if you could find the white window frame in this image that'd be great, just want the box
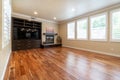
[110,8,120,42]
[67,21,75,40]
[76,18,88,40]
[90,12,108,41]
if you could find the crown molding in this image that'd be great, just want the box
[12,12,58,24]
[59,3,120,24]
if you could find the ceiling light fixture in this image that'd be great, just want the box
[53,17,56,20]
[72,8,75,12]
[34,11,38,15]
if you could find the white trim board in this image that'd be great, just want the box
[62,45,120,57]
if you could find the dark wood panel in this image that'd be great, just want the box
[6,47,120,80]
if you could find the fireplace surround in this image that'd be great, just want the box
[42,33,62,48]
[43,33,57,44]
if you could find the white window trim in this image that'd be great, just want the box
[76,18,88,40]
[90,12,108,41]
[2,0,11,48]
[110,8,120,42]
[67,21,76,40]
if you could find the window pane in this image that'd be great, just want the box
[3,0,11,48]
[90,14,107,40]
[67,22,75,39]
[111,10,120,40]
[77,19,88,39]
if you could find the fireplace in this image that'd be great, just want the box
[43,33,57,44]
[45,35,54,44]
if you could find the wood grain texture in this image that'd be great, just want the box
[6,47,120,80]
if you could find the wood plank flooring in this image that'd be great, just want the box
[6,47,120,80]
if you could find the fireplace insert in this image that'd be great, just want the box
[46,35,54,44]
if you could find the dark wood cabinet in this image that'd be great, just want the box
[12,40,41,51]
[12,17,42,51]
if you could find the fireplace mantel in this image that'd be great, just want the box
[43,33,58,35]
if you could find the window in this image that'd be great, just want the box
[67,22,75,39]
[77,18,88,40]
[2,0,11,48]
[90,13,107,41]
[110,8,120,42]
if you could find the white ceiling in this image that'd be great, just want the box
[12,0,120,22]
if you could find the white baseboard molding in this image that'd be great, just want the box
[62,45,120,57]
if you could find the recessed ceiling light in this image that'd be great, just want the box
[53,17,56,20]
[34,11,38,15]
[72,8,75,12]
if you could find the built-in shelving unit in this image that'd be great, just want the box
[12,17,42,51]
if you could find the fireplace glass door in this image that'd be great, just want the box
[46,35,54,44]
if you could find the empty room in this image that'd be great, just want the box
[0,0,120,80]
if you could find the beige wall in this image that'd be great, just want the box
[59,5,120,57]
[0,0,12,80]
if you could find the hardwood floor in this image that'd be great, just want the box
[6,47,120,80]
